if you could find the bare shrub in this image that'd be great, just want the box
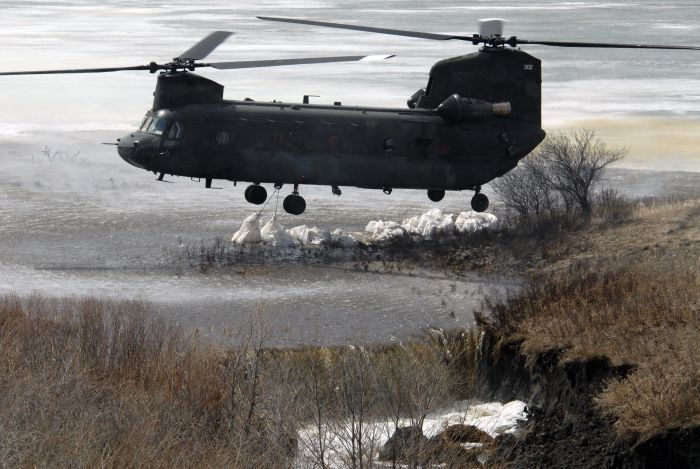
[0,294,482,468]
[493,129,626,222]
[38,146,83,163]
[538,129,626,216]
[596,187,636,224]
[0,295,298,468]
[492,154,558,220]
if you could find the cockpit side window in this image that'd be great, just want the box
[167,121,183,140]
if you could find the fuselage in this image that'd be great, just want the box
[118,99,544,191]
[118,47,546,194]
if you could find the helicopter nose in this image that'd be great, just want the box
[117,132,156,169]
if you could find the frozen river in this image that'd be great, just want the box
[1,1,699,344]
[0,130,520,346]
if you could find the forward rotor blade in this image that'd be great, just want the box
[0,64,153,76]
[516,38,700,50]
[178,31,234,60]
[258,16,471,41]
[207,55,392,70]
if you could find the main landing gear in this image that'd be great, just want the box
[283,184,306,215]
[471,187,489,212]
[427,189,445,202]
[426,188,488,212]
[244,184,267,205]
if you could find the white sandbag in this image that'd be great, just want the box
[455,211,498,233]
[402,208,456,239]
[365,220,407,242]
[364,208,498,244]
[331,228,359,248]
[289,225,331,245]
[231,212,262,244]
[261,214,298,247]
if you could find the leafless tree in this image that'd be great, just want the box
[493,129,626,220]
[492,155,557,219]
[328,347,382,469]
[537,129,626,217]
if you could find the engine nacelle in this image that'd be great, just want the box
[407,88,426,109]
[434,94,511,123]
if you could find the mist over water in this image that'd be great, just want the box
[0,1,698,344]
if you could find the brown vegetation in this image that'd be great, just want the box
[0,295,481,468]
[479,197,700,443]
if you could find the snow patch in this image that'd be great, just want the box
[295,400,527,468]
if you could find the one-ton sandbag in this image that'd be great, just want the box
[231,212,262,244]
[260,214,298,248]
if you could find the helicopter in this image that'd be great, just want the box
[2,17,698,215]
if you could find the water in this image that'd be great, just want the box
[0,1,698,345]
[2,1,699,126]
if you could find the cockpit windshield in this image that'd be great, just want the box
[147,116,170,135]
[138,111,182,139]
[139,113,153,132]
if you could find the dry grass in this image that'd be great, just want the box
[481,240,700,442]
[0,295,291,467]
[0,295,481,468]
[490,257,698,366]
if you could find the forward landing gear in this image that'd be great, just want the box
[471,187,489,213]
[244,184,267,205]
[283,184,306,215]
[427,189,445,202]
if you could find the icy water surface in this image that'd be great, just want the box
[0,131,520,346]
[1,1,699,344]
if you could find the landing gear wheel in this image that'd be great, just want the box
[471,193,489,212]
[283,194,306,215]
[427,189,445,202]
[245,184,267,205]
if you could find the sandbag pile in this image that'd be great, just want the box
[365,208,497,242]
[232,213,359,248]
[232,208,496,247]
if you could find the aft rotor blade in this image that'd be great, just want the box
[207,55,392,70]
[0,64,153,76]
[178,31,234,60]
[517,38,700,50]
[258,16,471,41]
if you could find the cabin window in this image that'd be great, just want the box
[383,138,396,152]
[216,130,230,145]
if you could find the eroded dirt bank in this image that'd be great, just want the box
[471,199,700,469]
[476,334,700,468]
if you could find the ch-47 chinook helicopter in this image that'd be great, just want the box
[2,17,698,215]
